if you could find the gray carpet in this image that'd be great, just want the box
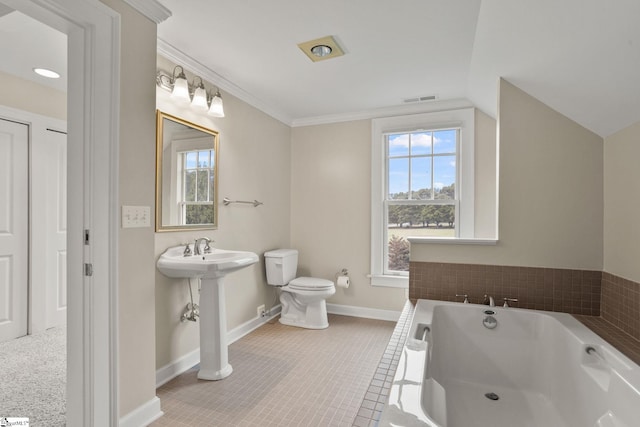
[0,327,66,426]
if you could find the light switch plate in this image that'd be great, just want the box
[122,205,151,228]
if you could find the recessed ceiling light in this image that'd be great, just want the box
[298,36,345,62]
[310,45,332,57]
[33,68,60,79]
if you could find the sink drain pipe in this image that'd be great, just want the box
[181,278,200,322]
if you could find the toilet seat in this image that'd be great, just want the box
[288,277,334,291]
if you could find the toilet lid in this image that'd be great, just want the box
[288,277,334,290]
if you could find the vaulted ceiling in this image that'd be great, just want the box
[157,0,640,137]
[3,1,639,137]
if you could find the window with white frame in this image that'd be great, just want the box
[371,108,475,287]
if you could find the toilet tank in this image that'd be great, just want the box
[264,249,298,286]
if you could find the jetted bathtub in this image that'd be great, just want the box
[379,299,640,427]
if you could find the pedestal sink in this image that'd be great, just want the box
[157,245,259,380]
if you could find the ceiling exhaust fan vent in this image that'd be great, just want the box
[403,95,437,103]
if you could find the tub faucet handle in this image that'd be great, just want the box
[503,298,518,308]
[456,294,469,304]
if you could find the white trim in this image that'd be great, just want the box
[292,98,474,128]
[155,347,201,388]
[227,304,282,344]
[1,1,120,426]
[407,237,498,245]
[155,305,282,387]
[326,303,401,322]
[369,275,409,289]
[157,39,293,126]
[122,0,171,23]
[118,396,163,427]
[371,108,476,283]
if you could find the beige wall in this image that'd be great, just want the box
[290,120,407,311]
[0,70,66,120]
[99,0,159,417]
[154,55,292,369]
[604,120,640,282]
[412,79,604,269]
[289,110,498,311]
[474,109,497,238]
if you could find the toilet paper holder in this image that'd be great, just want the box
[335,268,350,289]
[336,268,348,277]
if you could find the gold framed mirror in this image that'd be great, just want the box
[155,110,219,232]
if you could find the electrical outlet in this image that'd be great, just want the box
[257,304,266,318]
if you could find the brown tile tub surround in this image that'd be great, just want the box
[409,261,602,315]
[602,272,640,340]
[408,261,640,366]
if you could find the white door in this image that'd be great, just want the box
[45,129,67,328]
[0,118,28,342]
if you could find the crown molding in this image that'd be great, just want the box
[158,39,475,128]
[157,38,294,125]
[123,0,171,23]
[290,98,475,128]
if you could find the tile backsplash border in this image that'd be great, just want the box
[408,261,602,316]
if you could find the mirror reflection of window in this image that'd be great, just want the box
[156,110,219,232]
[179,149,215,225]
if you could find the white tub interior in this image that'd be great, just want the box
[379,299,640,427]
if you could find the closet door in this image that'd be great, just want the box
[0,118,28,342]
[45,129,67,328]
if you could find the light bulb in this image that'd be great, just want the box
[191,85,208,110]
[208,91,225,117]
[171,76,190,104]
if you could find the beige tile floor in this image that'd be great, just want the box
[153,314,395,427]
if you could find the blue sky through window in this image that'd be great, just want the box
[387,130,457,197]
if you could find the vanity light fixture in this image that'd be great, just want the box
[156,66,226,117]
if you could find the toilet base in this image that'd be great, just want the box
[279,315,328,329]
[279,289,333,329]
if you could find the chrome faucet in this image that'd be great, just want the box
[483,294,495,307]
[193,237,213,255]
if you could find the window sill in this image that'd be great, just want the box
[368,274,408,289]
[407,237,498,245]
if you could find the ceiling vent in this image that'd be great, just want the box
[403,95,437,103]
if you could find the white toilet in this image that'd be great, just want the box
[264,249,335,329]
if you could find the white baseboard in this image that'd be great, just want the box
[155,347,201,388]
[326,303,401,322]
[228,304,282,344]
[155,305,282,388]
[119,396,163,427]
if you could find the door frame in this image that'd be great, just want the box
[1,0,121,425]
